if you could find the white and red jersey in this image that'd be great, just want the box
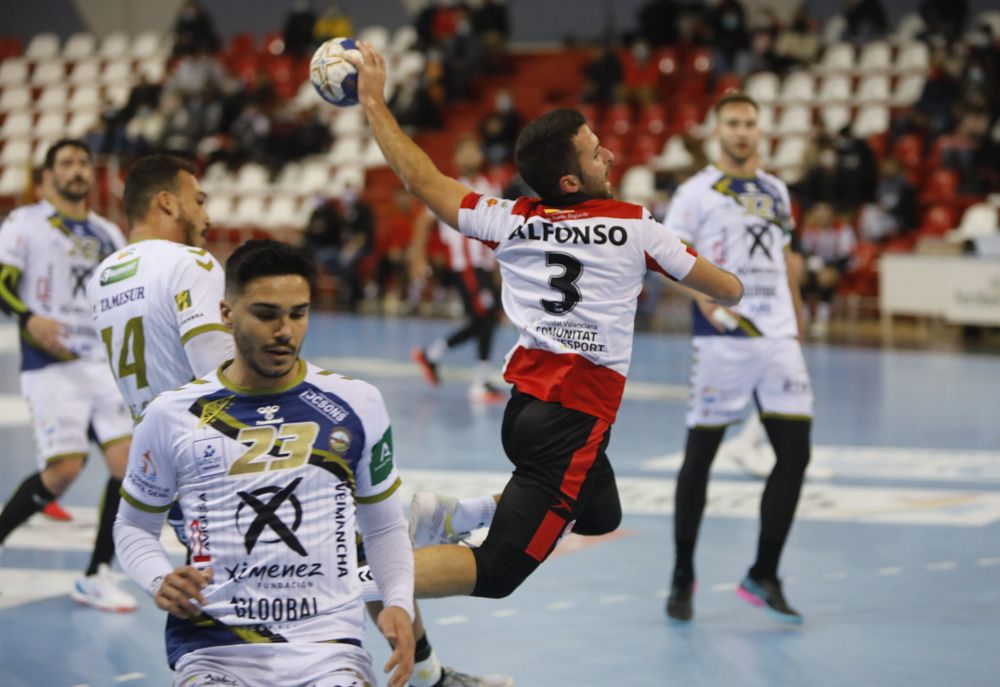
[438,175,499,272]
[458,193,697,422]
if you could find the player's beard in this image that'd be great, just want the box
[177,209,204,247]
[720,138,755,167]
[580,168,613,200]
[55,176,90,203]
[233,327,300,380]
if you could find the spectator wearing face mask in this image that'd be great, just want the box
[619,38,659,106]
[857,157,919,243]
[479,89,521,165]
[708,0,749,75]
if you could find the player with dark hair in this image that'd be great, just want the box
[0,139,136,611]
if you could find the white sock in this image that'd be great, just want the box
[410,648,444,687]
[452,495,497,533]
[425,338,447,363]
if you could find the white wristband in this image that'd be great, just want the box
[711,308,740,330]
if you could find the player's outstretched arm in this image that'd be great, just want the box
[344,42,470,229]
[680,255,744,307]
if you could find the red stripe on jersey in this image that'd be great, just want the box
[476,238,499,250]
[518,197,646,221]
[685,245,698,257]
[511,197,536,217]
[461,192,482,210]
[645,251,671,279]
[503,347,626,423]
[525,510,567,562]
[560,418,609,500]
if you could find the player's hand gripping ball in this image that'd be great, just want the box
[310,37,363,107]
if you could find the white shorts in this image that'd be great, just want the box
[173,643,376,687]
[686,337,813,428]
[20,358,133,467]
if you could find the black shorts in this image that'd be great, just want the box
[488,390,622,563]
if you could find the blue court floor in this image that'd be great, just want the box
[0,315,998,686]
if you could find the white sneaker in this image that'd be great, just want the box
[440,667,515,686]
[409,492,467,547]
[70,564,138,612]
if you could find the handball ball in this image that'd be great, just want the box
[310,37,362,107]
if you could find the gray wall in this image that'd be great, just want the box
[2,0,996,43]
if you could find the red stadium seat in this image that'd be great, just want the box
[0,36,23,61]
[918,204,957,236]
[227,32,256,55]
[603,103,633,137]
[655,47,679,76]
[713,73,743,99]
[637,104,668,136]
[919,168,959,206]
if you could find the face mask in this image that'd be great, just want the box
[497,94,512,112]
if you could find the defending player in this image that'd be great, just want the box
[345,42,742,601]
[410,135,504,402]
[0,139,136,611]
[664,92,813,624]
[113,240,415,687]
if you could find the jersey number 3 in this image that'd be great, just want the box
[100,316,148,389]
[541,252,583,315]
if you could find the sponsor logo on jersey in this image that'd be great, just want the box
[193,436,226,477]
[370,428,394,485]
[189,518,211,566]
[198,395,235,428]
[255,404,283,425]
[141,450,157,481]
[99,257,140,286]
[297,388,349,423]
[235,478,307,556]
[175,289,192,311]
[328,428,352,454]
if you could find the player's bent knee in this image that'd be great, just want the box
[470,542,538,599]
[42,455,85,494]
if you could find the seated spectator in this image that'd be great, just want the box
[305,184,375,311]
[937,106,1000,195]
[842,0,888,42]
[618,38,659,106]
[473,0,510,73]
[772,4,821,72]
[800,203,857,338]
[284,0,318,57]
[857,158,919,242]
[708,0,749,75]
[165,51,225,98]
[582,43,623,105]
[479,89,521,164]
[831,125,877,214]
[914,51,963,137]
[376,188,422,313]
[172,0,220,57]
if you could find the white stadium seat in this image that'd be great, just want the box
[776,105,812,136]
[852,105,889,138]
[619,165,655,204]
[25,32,60,61]
[362,137,386,167]
[819,42,854,73]
[233,196,266,226]
[236,163,270,193]
[357,26,390,54]
[0,165,27,195]
[62,32,97,60]
[0,140,32,166]
[102,60,133,86]
[35,112,67,140]
[653,135,693,172]
[817,75,852,105]
[0,58,28,87]
[37,85,69,110]
[330,165,365,196]
[300,161,332,194]
[200,161,236,196]
[69,85,102,111]
[892,74,925,105]
[892,13,926,42]
[954,203,999,238]
[205,194,236,225]
[328,135,364,166]
[821,105,851,134]
[1,112,32,138]
[896,42,929,73]
[822,15,847,44]
[264,195,304,228]
[778,71,814,105]
[704,137,721,164]
[757,105,775,134]
[391,26,418,54]
[274,161,304,193]
[745,72,779,105]
[333,108,366,137]
[31,139,51,165]
[131,31,165,59]
[771,136,809,181]
[0,86,31,113]
[100,32,130,60]
[70,58,102,86]
[139,58,166,83]
[67,111,100,138]
[855,75,891,104]
[105,84,131,108]
[31,60,65,86]
[396,50,426,79]
[857,41,892,72]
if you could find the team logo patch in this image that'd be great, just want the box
[193,437,226,477]
[328,427,352,454]
[235,478,307,555]
[370,428,394,485]
[255,404,283,425]
[175,289,192,311]
[99,257,140,286]
[141,450,157,481]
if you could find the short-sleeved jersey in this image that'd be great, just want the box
[666,165,797,338]
[458,193,697,422]
[0,201,125,370]
[122,360,401,666]
[438,175,499,272]
[86,239,229,419]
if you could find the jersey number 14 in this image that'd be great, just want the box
[100,316,148,388]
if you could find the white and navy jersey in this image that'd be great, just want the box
[439,175,499,272]
[458,193,698,422]
[122,361,401,666]
[87,239,230,418]
[0,201,125,370]
[666,165,797,338]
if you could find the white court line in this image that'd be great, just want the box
[926,561,957,571]
[491,609,517,618]
[877,567,902,576]
[113,674,146,683]
[824,572,848,580]
[977,557,1000,566]
[599,594,629,604]
[545,601,575,611]
[436,616,468,626]
[710,583,737,592]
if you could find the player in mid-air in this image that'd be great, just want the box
[663,92,813,624]
[93,155,513,687]
[0,139,136,611]
[113,240,415,686]
[410,135,505,403]
[344,42,742,602]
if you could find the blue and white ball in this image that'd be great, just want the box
[309,37,362,107]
